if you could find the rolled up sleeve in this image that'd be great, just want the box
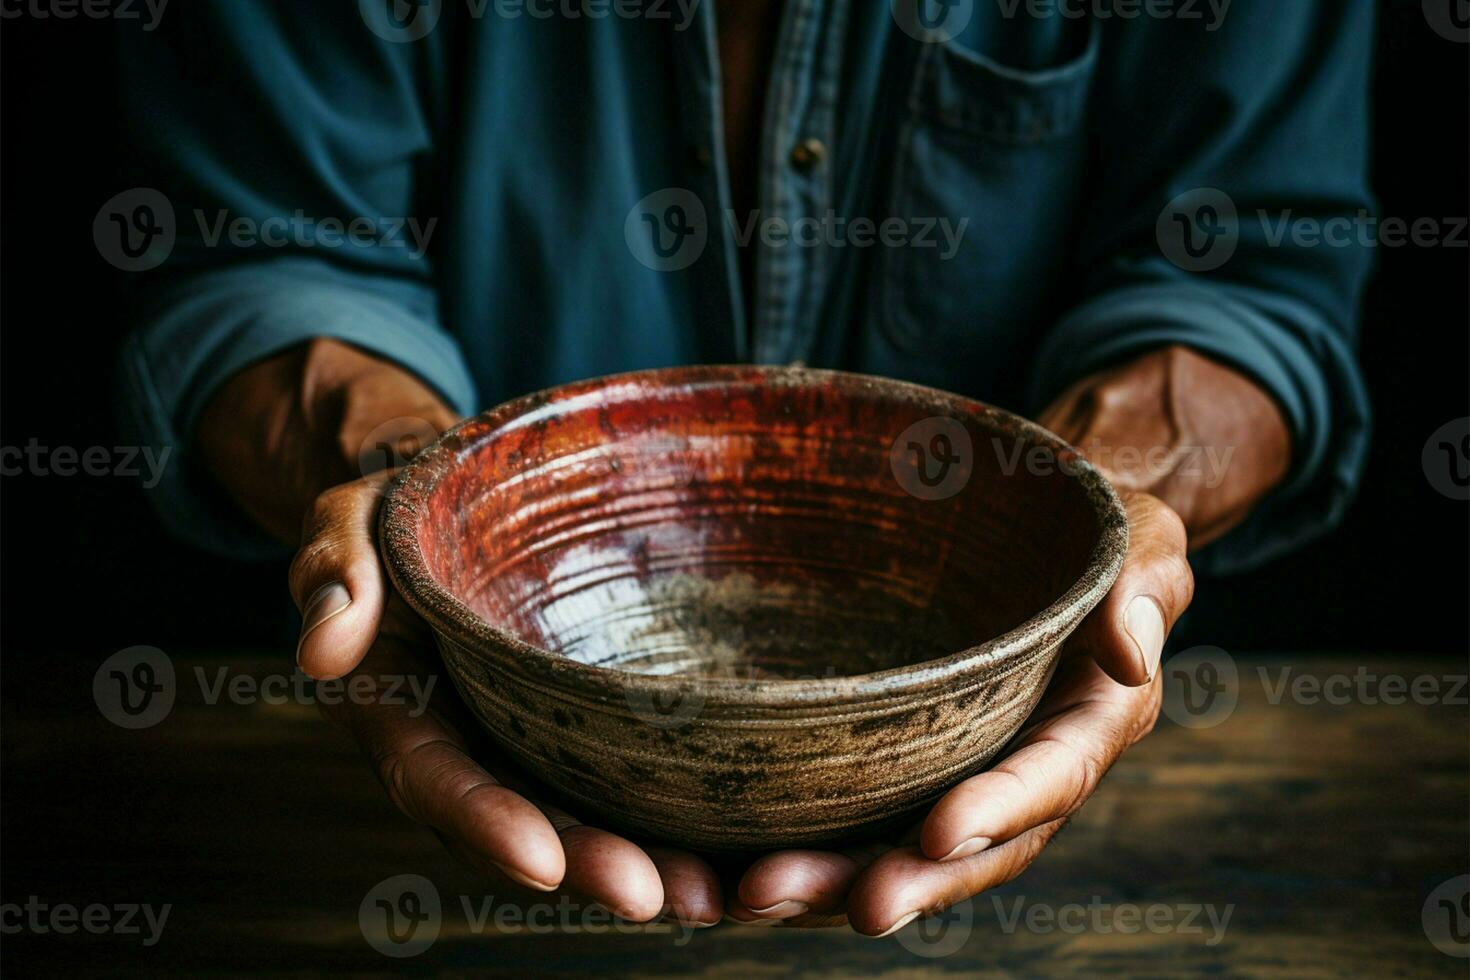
[116,259,478,557]
[112,5,472,555]
[1026,0,1376,573]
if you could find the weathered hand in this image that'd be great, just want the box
[198,340,726,926]
[724,491,1192,934]
[290,473,726,928]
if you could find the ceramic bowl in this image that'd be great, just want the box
[379,366,1127,852]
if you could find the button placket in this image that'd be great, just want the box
[752,0,835,365]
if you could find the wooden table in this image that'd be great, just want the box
[2,651,1466,977]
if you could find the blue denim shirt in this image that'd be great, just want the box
[114,0,1374,572]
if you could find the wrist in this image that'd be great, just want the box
[195,338,458,545]
[1039,344,1291,547]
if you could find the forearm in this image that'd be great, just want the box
[196,338,459,546]
[1039,344,1292,549]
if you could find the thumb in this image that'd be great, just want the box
[1071,492,1194,687]
[289,470,395,680]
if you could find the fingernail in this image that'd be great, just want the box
[939,836,991,862]
[492,861,557,892]
[296,582,351,664]
[874,910,921,938]
[749,900,808,919]
[1124,595,1166,681]
[723,914,782,927]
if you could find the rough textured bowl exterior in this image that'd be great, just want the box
[380,366,1128,852]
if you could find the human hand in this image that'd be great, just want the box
[291,472,727,927]
[724,491,1192,934]
[199,340,725,925]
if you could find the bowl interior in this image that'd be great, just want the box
[407,371,1107,680]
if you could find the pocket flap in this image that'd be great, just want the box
[909,20,1101,143]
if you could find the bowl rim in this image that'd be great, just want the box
[379,365,1129,707]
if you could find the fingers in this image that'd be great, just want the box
[1074,492,1194,687]
[348,684,567,894]
[545,812,666,923]
[846,823,1063,937]
[646,847,723,928]
[917,679,1149,862]
[289,471,394,680]
[730,850,865,923]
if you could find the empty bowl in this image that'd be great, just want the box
[379,366,1127,852]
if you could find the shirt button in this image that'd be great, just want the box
[790,138,826,172]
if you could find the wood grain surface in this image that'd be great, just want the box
[1,651,1465,977]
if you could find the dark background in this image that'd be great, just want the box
[1,0,1466,660]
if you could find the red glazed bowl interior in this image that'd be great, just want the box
[383,367,1126,686]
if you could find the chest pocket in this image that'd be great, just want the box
[878,20,1101,357]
